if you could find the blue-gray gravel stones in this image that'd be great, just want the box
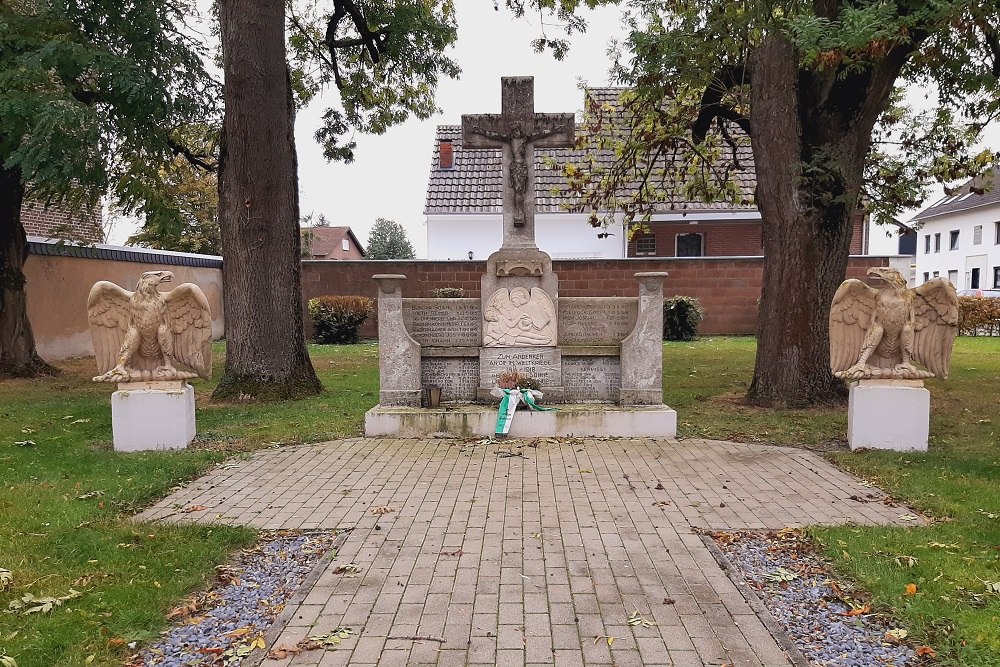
[715,531,917,667]
[140,531,336,666]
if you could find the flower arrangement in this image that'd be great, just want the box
[496,371,541,391]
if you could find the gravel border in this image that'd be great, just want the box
[706,530,920,667]
[135,529,345,667]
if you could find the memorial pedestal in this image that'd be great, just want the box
[365,403,677,438]
[112,381,196,452]
[847,380,929,452]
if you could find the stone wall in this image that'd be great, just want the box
[302,256,900,339]
[25,239,224,361]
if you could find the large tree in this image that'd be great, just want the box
[524,0,998,406]
[0,0,218,377]
[213,0,457,398]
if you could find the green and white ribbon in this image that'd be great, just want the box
[494,388,557,436]
[495,388,521,436]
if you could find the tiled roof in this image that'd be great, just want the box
[425,88,757,215]
[910,166,1000,222]
[305,226,365,258]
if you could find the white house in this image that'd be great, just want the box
[910,166,1000,290]
[424,89,878,261]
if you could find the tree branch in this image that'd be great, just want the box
[692,64,751,143]
[166,136,217,172]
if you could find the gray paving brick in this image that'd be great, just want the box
[141,436,918,666]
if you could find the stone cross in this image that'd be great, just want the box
[462,77,575,249]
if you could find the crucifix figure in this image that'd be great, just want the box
[462,77,575,249]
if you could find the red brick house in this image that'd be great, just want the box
[302,226,366,260]
[22,200,103,243]
[425,88,868,259]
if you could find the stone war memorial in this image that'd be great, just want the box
[88,270,213,451]
[830,266,959,451]
[365,77,676,438]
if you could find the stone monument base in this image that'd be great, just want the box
[364,403,677,439]
[112,381,196,452]
[848,380,929,452]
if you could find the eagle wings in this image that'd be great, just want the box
[830,276,959,379]
[88,279,213,381]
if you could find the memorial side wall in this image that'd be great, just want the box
[302,256,898,339]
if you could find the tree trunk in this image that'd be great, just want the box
[214,0,322,400]
[0,166,55,378]
[746,36,856,406]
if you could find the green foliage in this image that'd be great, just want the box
[125,125,221,255]
[544,0,999,231]
[285,0,460,163]
[662,295,704,341]
[0,0,219,217]
[308,296,375,344]
[365,217,415,259]
[434,287,465,298]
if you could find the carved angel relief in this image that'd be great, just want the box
[830,267,959,380]
[88,271,213,382]
[483,287,556,347]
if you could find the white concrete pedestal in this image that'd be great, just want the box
[848,380,929,452]
[112,381,196,452]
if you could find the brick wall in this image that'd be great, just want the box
[302,256,891,338]
[627,217,866,257]
[22,199,103,243]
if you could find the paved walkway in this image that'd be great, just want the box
[140,438,914,666]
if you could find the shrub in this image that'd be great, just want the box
[308,296,375,344]
[434,287,466,298]
[662,296,705,341]
[958,296,1000,336]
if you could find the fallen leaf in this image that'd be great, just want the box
[915,646,937,658]
[905,583,917,596]
[181,505,207,513]
[840,604,871,617]
[266,644,301,660]
[0,568,12,591]
[370,505,394,516]
[884,628,908,645]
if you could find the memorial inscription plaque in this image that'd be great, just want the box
[422,358,480,401]
[479,347,561,387]
[562,356,622,402]
[559,297,637,346]
[403,299,481,347]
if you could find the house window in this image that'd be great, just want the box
[924,235,931,254]
[974,225,983,245]
[342,239,350,252]
[948,270,958,285]
[994,267,1000,289]
[949,230,959,250]
[934,233,941,252]
[634,234,656,255]
[995,221,1000,244]
[971,267,980,289]
[676,232,704,257]
[923,272,930,283]
[933,271,940,278]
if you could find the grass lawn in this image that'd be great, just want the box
[1,337,998,665]
[663,336,1000,666]
[0,343,377,667]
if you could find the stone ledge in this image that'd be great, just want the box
[364,403,677,438]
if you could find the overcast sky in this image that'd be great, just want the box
[105,4,999,256]
[293,3,625,258]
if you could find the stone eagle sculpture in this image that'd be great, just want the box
[88,271,213,382]
[830,267,959,380]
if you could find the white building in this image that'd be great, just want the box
[910,166,1000,290]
